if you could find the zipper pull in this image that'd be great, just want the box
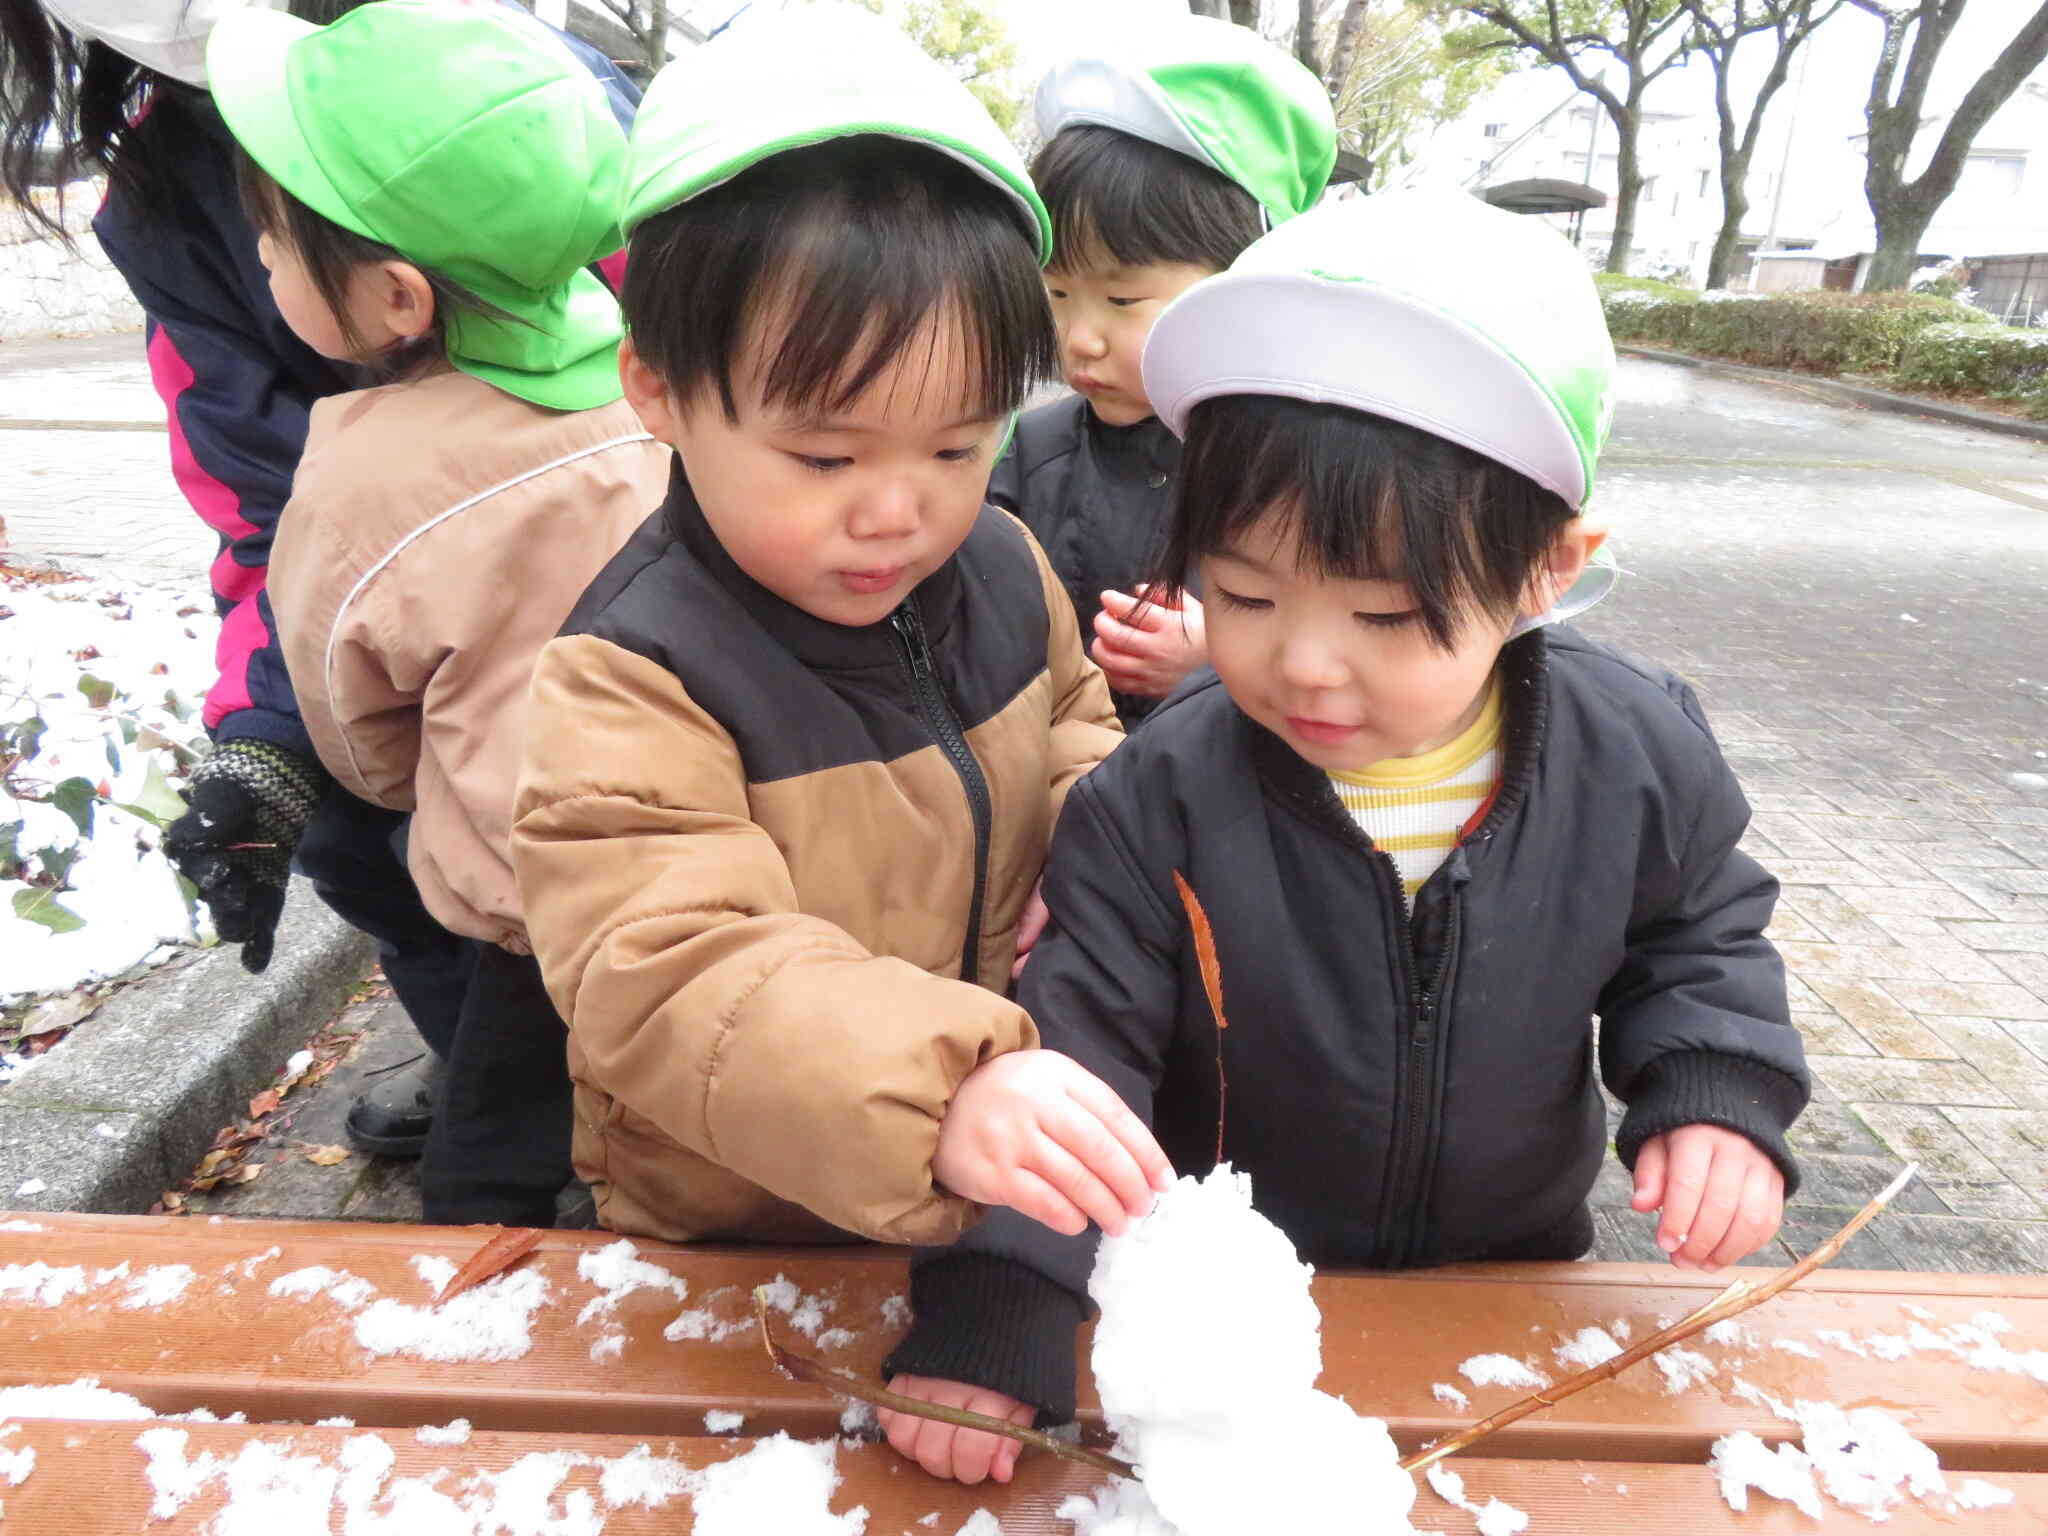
[892,603,935,682]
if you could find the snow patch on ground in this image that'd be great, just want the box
[1552,1326,1623,1371]
[1457,1355,1549,1392]
[690,1432,866,1535]
[576,1239,689,1363]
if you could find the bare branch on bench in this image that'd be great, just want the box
[1401,1162,1921,1475]
[437,1226,545,1305]
[751,1287,1138,1482]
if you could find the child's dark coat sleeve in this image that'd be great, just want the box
[884,775,1180,1422]
[1599,678,1807,1189]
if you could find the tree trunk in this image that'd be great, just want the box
[1185,0,1228,16]
[643,0,669,72]
[1325,0,1371,93]
[1296,0,1321,75]
[1706,179,1749,290]
[1864,195,1937,290]
[1604,106,1643,275]
[1230,0,1261,26]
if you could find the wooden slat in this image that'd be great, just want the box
[0,1420,2044,1534]
[2,1214,2044,1473]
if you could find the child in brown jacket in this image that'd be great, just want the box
[207,1,671,1224]
[510,8,1169,1248]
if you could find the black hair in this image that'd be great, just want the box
[1157,396,1577,651]
[232,145,514,362]
[0,0,371,239]
[623,135,1057,423]
[1032,124,1263,277]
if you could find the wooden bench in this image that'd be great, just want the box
[2,1212,2045,1532]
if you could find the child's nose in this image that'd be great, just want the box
[1064,322,1108,361]
[1277,632,1349,691]
[846,478,920,540]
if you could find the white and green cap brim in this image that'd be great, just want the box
[1142,190,1615,509]
[623,3,1048,260]
[1034,13,1335,225]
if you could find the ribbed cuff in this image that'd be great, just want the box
[211,705,317,761]
[880,1253,1087,1425]
[1616,1050,1808,1198]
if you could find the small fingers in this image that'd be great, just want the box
[1064,1069,1174,1196]
[1656,1134,1715,1267]
[1023,1135,1133,1237]
[1098,589,1168,632]
[1000,1166,1090,1237]
[1675,1157,1743,1270]
[1702,1158,1784,1271]
[1631,1137,1667,1213]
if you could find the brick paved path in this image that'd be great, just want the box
[6,336,2046,1269]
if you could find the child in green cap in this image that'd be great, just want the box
[880,192,1808,1485]
[996,16,1335,729]
[203,0,671,1224]
[509,7,1166,1254]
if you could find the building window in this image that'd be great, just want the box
[1697,168,1711,198]
[1958,152,2025,198]
[1482,122,1506,139]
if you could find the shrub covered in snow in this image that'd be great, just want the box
[1895,321,2048,418]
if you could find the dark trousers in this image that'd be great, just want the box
[294,787,472,1056]
[421,940,576,1227]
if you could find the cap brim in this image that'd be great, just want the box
[206,9,381,245]
[1141,270,1588,508]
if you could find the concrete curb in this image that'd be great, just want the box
[1619,346,2048,445]
[0,878,374,1212]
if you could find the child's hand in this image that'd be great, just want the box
[879,1375,1035,1484]
[1090,587,1207,699]
[935,1050,1174,1236]
[1631,1124,1785,1271]
[1010,878,1049,981]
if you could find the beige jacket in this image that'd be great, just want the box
[271,369,670,950]
[512,474,1123,1245]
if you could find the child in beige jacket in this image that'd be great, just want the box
[208,0,669,1223]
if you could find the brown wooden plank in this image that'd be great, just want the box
[2,1214,2044,1473]
[0,1420,2043,1534]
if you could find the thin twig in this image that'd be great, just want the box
[752,1287,1137,1481]
[1401,1162,1920,1474]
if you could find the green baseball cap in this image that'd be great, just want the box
[1036,14,1336,227]
[207,0,629,412]
[1143,190,1616,510]
[622,3,1049,261]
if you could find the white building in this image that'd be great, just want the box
[1404,16,2048,295]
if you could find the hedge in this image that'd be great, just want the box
[1602,289,1992,375]
[1895,322,2048,419]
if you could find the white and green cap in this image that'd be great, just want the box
[622,3,1049,260]
[1035,13,1336,226]
[1143,190,1616,510]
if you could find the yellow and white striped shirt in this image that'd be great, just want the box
[1329,677,1503,904]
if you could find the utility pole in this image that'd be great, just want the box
[1756,41,1812,285]
[1580,71,1605,251]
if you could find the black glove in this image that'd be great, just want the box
[163,740,328,974]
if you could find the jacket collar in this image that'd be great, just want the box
[1081,403,1180,483]
[1248,627,1551,857]
[658,453,964,671]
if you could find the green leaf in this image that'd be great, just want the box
[12,886,85,934]
[115,756,188,830]
[77,674,117,710]
[0,819,21,879]
[50,777,96,840]
[119,718,138,746]
[162,690,191,724]
[35,844,80,885]
[172,870,201,928]
[5,715,45,761]
[105,736,123,777]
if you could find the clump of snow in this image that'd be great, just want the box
[120,1263,195,1309]
[1424,1461,1528,1536]
[415,1419,472,1446]
[355,1266,551,1364]
[1456,1355,1548,1392]
[691,1432,866,1536]
[1952,1479,2015,1511]
[0,1261,89,1307]
[1430,1383,1469,1412]
[1086,1168,1417,1536]
[663,1285,753,1344]
[13,1179,46,1197]
[1806,1313,2048,1386]
[410,1254,458,1296]
[838,1399,879,1439]
[1711,1392,1991,1523]
[0,1378,154,1420]
[1709,1431,1821,1518]
[1651,1346,1718,1395]
[757,1274,840,1341]
[1056,1479,1181,1536]
[267,1265,378,1311]
[880,1294,912,1330]
[1770,1338,1819,1359]
[815,1327,857,1351]
[1553,1327,1623,1371]
[0,1220,47,1232]
[1703,1320,1756,1351]
[577,1239,688,1362]
[956,1511,1003,1535]
[596,1443,694,1510]
[704,1410,745,1434]
[589,1332,626,1364]
[0,1425,34,1488]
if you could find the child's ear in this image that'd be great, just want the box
[1521,518,1609,617]
[618,335,684,448]
[374,260,437,344]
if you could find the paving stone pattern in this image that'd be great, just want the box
[6,339,2046,1273]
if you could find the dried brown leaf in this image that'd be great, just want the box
[437,1226,545,1304]
[228,1162,264,1185]
[21,990,98,1038]
[247,1089,281,1119]
[304,1145,350,1167]
[1172,872,1227,1032]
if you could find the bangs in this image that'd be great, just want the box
[1158,396,1575,651]
[625,136,1057,423]
[1033,125,1262,276]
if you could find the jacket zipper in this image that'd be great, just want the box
[890,599,992,987]
[1369,850,1461,1266]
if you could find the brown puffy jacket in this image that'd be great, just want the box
[270,369,670,950]
[511,465,1123,1247]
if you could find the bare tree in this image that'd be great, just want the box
[1325,0,1375,88]
[1684,0,1848,289]
[1849,0,2048,290]
[590,0,670,74]
[1458,1,1696,274]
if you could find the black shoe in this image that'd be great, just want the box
[344,1053,444,1159]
